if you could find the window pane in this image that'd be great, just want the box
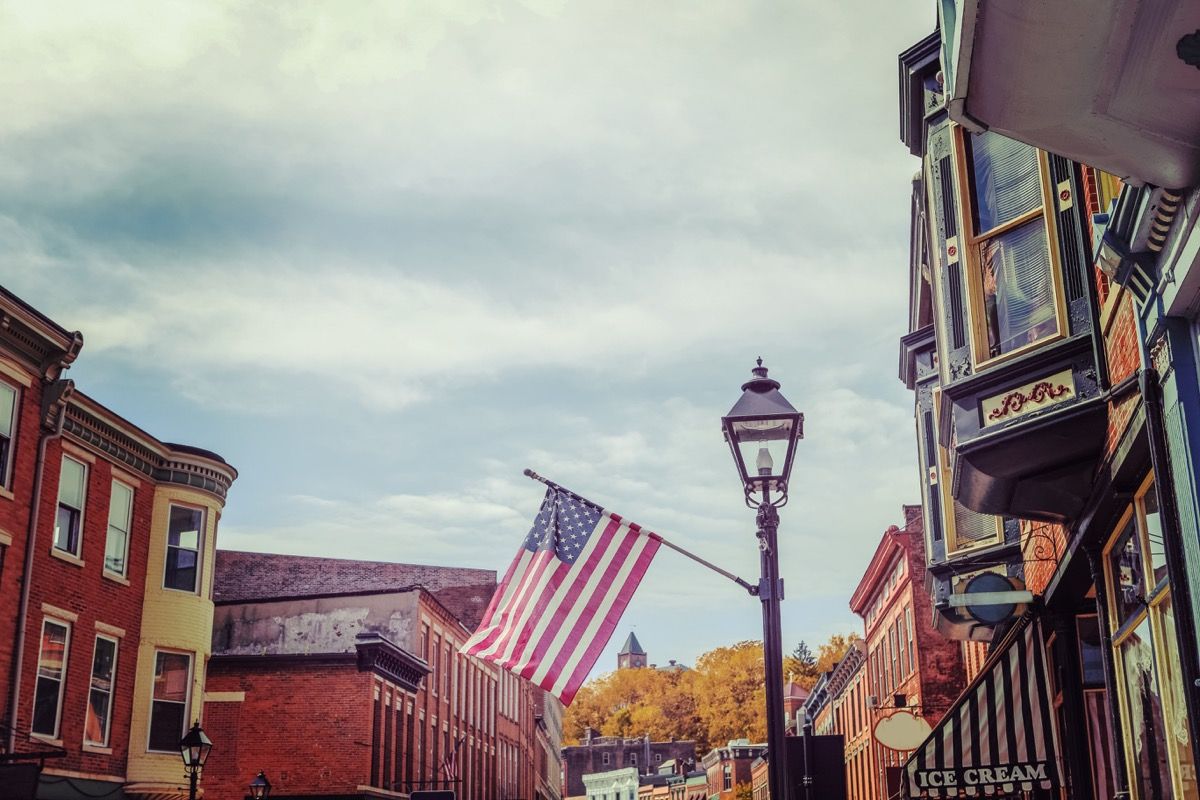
[1155,597,1198,799]
[1109,517,1145,626]
[1077,616,1107,688]
[1119,617,1174,800]
[168,506,202,549]
[91,637,116,685]
[967,131,1042,234]
[0,382,14,438]
[978,219,1057,357]
[87,689,112,745]
[58,457,85,508]
[1142,484,1168,589]
[149,700,186,751]
[32,677,62,735]
[38,623,68,681]
[108,482,132,530]
[105,526,128,575]
[153,652,190,702]
[55,506,79,554]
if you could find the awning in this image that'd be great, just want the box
[904,614,1062,797]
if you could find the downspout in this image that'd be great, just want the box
[1139,366,1200,775]
[6,377,73,753]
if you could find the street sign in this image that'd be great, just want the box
[873,710,933,750]
[411,792,455,800]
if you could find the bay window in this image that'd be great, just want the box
[164,504,203,592]
[148,650,191,751]
[931,388,1002,554]
[954,129,1066,366]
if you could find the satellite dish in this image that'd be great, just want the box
[873,710,932,751]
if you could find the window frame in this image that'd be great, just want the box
[54,455,88,558]
[931,387,1003,554]
[146,648,193,753]
[162,502,205,594]
[104,479,134,578]
[32,617,71,740]
[1102,475,1193,800]
[84,633,119,747]
[0,379,18,491]
[950,126,1070,370]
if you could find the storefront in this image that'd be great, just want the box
[903,615,1062,798]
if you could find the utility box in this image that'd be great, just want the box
[786,733,846,800]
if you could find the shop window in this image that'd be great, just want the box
[54,456,87,557]
[955,129,1065,365]
[1103,478,1197,799]
[85,635,118,746]
[164,504,203,592]
[104,480,133,577]
[32,619,70,738]
[148,650,191,751]
[0,381,16,489]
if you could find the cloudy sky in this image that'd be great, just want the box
[3,0,935,677]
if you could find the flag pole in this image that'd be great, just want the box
[523,468,759,596]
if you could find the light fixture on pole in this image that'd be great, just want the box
[249,771,272,799]
[179,722,213,800]
[723,358,804,800]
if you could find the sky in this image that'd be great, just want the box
[1,0,936,679]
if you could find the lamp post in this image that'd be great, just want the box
[179,722,213,800]
[722,358,803,800]
[249,771,272,800]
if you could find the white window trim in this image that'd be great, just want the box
[162,502,205,595]
[84,634,119,747]
[146,648,193,753]
[54,455,88,558]
[32,617,72,741]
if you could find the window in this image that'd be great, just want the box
[105,481,133,576]
[628,752,637,767]
[164,504,203,592]
[1103,478,1197,800]
[32,619,70,737]
[602,752,610,766]
[954,129,1064,364]
[85,635,118,746]
[723,764,733,791]
[931,388,1003,554]
[0,381,16,488]
[55,456,87,557]
[905,605,916,676]
[148,651,191,751]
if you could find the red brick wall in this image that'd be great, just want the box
[13,434,156,782]
[0,373,43,738]
[204,661,373,797]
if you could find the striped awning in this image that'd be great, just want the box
[904,615,1062,797]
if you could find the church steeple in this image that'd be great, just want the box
[617,631,647,669]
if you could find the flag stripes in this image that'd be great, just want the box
[461,489,660,706]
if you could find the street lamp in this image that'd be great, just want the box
[179,722,213,800]
[249,771,272,799]
[723,358,803,800]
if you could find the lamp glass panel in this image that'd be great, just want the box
[733,437,789,481]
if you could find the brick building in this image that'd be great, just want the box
[893,17,1200,797]
[849,507,965,799]
[0,287,238,800]
[825,641,874,800]
[533,687,564,800]
[700,740,766,800]
[562,732,696,800]
[201,550,550,800]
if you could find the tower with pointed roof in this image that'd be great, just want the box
[617,631,647,669]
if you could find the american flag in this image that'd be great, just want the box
[460,486,660,705]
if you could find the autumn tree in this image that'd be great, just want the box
[785,640,818,686]
[691,641,766,750]
[734,783,754,800]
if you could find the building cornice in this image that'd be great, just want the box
[355,633,430,693]
[849,529,905,614]
[0,288,83,382]
[63,391,237,501]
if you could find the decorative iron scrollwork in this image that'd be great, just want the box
[987,382,1071,421]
